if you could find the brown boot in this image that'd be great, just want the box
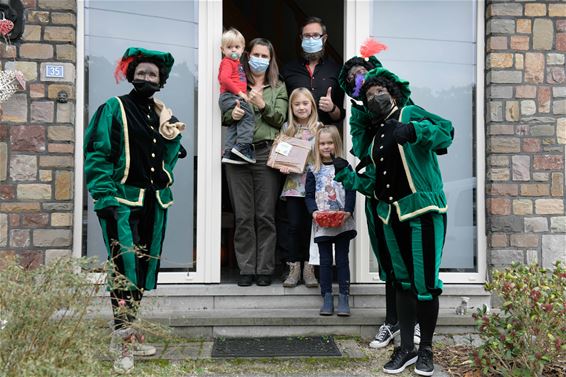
[283,262,301,287]
[303,262,319,288]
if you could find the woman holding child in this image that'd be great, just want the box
[222,37,288,287]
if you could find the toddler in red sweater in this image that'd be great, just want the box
[218,28,256,164]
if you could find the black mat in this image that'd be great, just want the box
[211,336,342,358]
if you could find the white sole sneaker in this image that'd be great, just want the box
[382,355,418,374]
[369,328,400,349]
[231,147,256,163]
[133,343,157,356]
[415,367,434,376]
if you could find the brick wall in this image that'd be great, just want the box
[0,0,76,267]
[486,1,566,269]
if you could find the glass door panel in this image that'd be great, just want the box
[369,0,478,273]
[83,1,198,274]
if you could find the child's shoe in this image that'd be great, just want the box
[231,143,256,164]
[283,262,301,287]
[319,292,334,316]
[336,293,351,316]
[221,149,246,165]
[303,262,318,288]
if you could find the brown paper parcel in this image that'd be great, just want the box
[267,135,311,174]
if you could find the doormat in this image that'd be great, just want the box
[211,336,342,358]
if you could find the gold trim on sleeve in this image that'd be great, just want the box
[395,203,448,222]
[115,97,131,184]
[156,190,174,208]
[115,189,145,206]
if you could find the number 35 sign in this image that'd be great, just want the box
[45,64,65,78]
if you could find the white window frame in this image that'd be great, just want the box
[345,0,486,284]
[73,0,223,283]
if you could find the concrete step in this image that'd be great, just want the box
[89,283,485,340]
[92,283,490,312]
[91,306,477,340]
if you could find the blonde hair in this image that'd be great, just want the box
[221,28,245,50]
[312,125,344,173]
[284,88,320,138]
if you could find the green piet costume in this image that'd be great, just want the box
[85,47,184,292]
[335,66,453,300]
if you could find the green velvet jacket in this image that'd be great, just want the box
[84,96,182,211]
[335,104,453,224]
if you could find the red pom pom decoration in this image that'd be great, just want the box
[360,37,387,59]
[113,56,135,84]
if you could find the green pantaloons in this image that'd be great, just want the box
[98,194,167,291]
[381,211,446,301]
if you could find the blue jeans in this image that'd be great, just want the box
[318,236,351,295]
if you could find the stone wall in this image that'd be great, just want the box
[0,0,76,266]
[486,1,566,269]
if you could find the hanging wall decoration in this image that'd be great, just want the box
[0,69,25,103]
[0,0,24,42]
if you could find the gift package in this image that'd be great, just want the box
[314,211,346,228]
[267,135,311,174]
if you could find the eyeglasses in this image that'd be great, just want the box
[301,33,325,40]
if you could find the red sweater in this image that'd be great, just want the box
[218,57,247,95]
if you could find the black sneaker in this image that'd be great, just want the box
[237,274,253,286]
[415,346,434,376]
[256,274,272,286]
[369,322,400,349]
[221,149,247,165]
[383,347,418,374]
[231,143,256,164]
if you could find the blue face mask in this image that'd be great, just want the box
[248,56,270,73]
[301,37,323,54]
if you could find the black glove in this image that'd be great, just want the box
[331,154,349,173]
[168,115,180,124]
[386,119,416,144]
[178,145,187,159]
[96,206,118,221]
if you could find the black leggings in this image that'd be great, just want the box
[286,197,312,263]
[396,287,439,350]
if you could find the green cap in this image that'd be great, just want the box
[114,47,174,83]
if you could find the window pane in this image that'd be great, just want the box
[369,0,477,272]
[84,0,198,271]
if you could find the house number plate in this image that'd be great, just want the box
[45,64,65,78]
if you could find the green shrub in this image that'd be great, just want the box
[471,262,566,376]
[0,256,110,377]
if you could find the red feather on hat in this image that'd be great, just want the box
[114,56,135,84]
[360,37,387,59]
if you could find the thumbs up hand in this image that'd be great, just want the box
[231,99,245,121]
[318,86,336,114]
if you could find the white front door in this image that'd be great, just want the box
[76,0,223,283]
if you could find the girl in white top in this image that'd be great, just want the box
[305,126,356,316]
[280,88,321,288]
